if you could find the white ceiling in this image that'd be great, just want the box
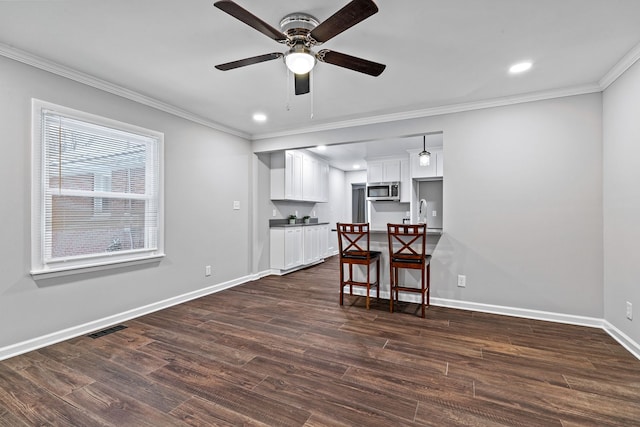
[2,0,640,146]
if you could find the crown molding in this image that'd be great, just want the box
[4,39,638,142]
[599,41,640,90]
[251,83,602,140]
[0,43,249,139]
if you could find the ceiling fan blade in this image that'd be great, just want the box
[214,0,287,43]
[294,72,310,95]
[215,52,283,71]
[309,0,378,44]
[317,49,385,76]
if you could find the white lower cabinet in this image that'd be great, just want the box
[270,227,302,270]
[271,225,330,272]
[303,226,320,264]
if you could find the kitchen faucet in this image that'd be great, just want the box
[418,199,427,224]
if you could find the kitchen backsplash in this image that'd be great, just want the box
[369,200,409,230]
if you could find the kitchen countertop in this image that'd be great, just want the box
[329,226,443,235]
[270,219,330,228]
[370,228,443,235]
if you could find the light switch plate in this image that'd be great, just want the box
[457,274,466,287]
[233,201,240,210]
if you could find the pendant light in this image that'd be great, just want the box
[419,135,431,166]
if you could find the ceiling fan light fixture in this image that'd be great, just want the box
[419,135,431,166]
[285,45,316,74]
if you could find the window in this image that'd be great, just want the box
[31,99,164,276]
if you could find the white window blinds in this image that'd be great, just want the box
[32,100,164,276]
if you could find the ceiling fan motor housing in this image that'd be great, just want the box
[280,13,320,45]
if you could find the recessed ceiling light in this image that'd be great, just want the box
[316,145,327,151]
[509,61,532,74]
[252,112,267,122]
[353,164,361,169]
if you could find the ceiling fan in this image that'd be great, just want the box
[213,0,386,95]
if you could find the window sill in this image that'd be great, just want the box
[30,253,165,280]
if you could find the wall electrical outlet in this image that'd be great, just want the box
[432,210,437,217]
[627,301,633,320]
[272,209,277,217]
[205,265,212,277]
[457,274,466,287]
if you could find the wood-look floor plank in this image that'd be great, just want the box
[253,373,421,426]
[2,351,95,397]
[55,349,190,414]
[0,255,639,426]
[0,367,106,426]
[151,365,311,426]
[63,381,186,426]
[169,395,273,427]
[414,395,563,427]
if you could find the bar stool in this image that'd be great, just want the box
[387,223,430,318]
[336,223,381,309]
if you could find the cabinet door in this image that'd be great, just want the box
[367,161,384,183]
[304,226,322,264]
[288,227,303,267]
[303,227,313,264]
[284,151,294,199]
[302,154,318,201]
[383,159,401,182]
[284,228,296,269]
[368,159,401,183]
[292,151,303,199]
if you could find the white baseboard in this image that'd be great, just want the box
[269,259,325,276]
[3,276,639,362]
[431,297,605,328]
[602,320,640,360]
[347,288,639,360]
[0,274,255,361]
[249,269,274,281]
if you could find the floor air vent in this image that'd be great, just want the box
[88,325,127,339]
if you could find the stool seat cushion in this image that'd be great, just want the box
[391,254,431,263]
[342,250,381,260]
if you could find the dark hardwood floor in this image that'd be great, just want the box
[1,256,639,426]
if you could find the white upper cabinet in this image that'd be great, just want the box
[367,158,401,183]
[409,148,443,179]
[271,150,328,202]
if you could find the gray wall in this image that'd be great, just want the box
[5,49,634,353]
[603,59,640,345]
[0,55,253,349]
[254,93,604,318]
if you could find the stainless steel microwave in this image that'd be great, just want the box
[366,182,400,201]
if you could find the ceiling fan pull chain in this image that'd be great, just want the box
[285,68,291,111]
[310,73,314,119]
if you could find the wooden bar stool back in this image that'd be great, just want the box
[336,223,381,309]
[387,223,431,317]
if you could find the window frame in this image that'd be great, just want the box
[31,99,165,278]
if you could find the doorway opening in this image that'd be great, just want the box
[352,183,367,223]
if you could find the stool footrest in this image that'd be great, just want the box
[392,286,427,293]
[343,280,379,287]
